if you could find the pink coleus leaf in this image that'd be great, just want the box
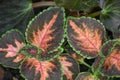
[21,58,62,80]
[59,55,79,80]
[93,40,120,77]
[67,17,106,58]
[0,30,25,68]
[26,7,65,53]
[101,40,120,76]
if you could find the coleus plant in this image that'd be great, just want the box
[0,5,120,80]
[0,7,79,80]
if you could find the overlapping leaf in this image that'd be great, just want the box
[59,55,79,80]
[67,17,105,58]
[93,40,120,77]
[0,0,34,35]
[26,7,65,54]
[75,72,99,80]
[21,58,62,80]
[100,0,120,34]
[0,30,25,68]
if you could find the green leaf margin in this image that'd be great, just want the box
[65,16,107,59]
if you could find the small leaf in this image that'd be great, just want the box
[21,58,62,80]
[100,0,120,33]
[0,30,25,68]
[59,55,79,80]
[0,0,34,34]
[26,7,65,53]
[75,72,99,80]
[67,17,105,58]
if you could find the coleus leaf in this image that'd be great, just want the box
[100,0,120,33]
[66,17,106,58]
[26,7,65,54]
[75,72,99,80]
[0,0,34,35]
[59,55,79,80]
[21,58,62,80]
[93,40,120,77]
[0,30,25,68]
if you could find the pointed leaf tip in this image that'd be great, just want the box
[67,17,105,58]
[26,7,65,53]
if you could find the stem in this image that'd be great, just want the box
[88,10,101,17]
[32,1,56,8]
[79,60,91,68]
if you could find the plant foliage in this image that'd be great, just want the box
[0,0,120,80]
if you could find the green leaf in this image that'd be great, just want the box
[59,55,79,80]
[21,58,62,80]
[0,0,34,35]
[66,17,106,58]
[54,0,98,12]
[100,0,120,33]
[0,30,25,68]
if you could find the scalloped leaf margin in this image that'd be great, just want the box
[66,16,106,59]
[26,7,65,54]
[93,40,120,77]
[0,30,25,68]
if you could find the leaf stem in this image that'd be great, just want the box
[79,60,91,68]
[88,10,101,17]
[32,1,56,8]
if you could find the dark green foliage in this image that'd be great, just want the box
[0,0,34,35]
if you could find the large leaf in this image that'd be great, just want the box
[0,30,25,68]
[93,40,120,77]
[75,72,99,80]
[0,0,34,35]
[100,0,120,33]
[21,58,62,80]
[26,7,65,53]
[54,0,98,12]
[66,17,106,58]
[59,55,79,80]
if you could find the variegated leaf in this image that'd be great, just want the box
[59,55,79,80]
[75,72,99,80]
[26,7,65,53]
[21,58,62,80]
[100,40,120,76]
[0,30,25,68]
[67,17,106,58]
